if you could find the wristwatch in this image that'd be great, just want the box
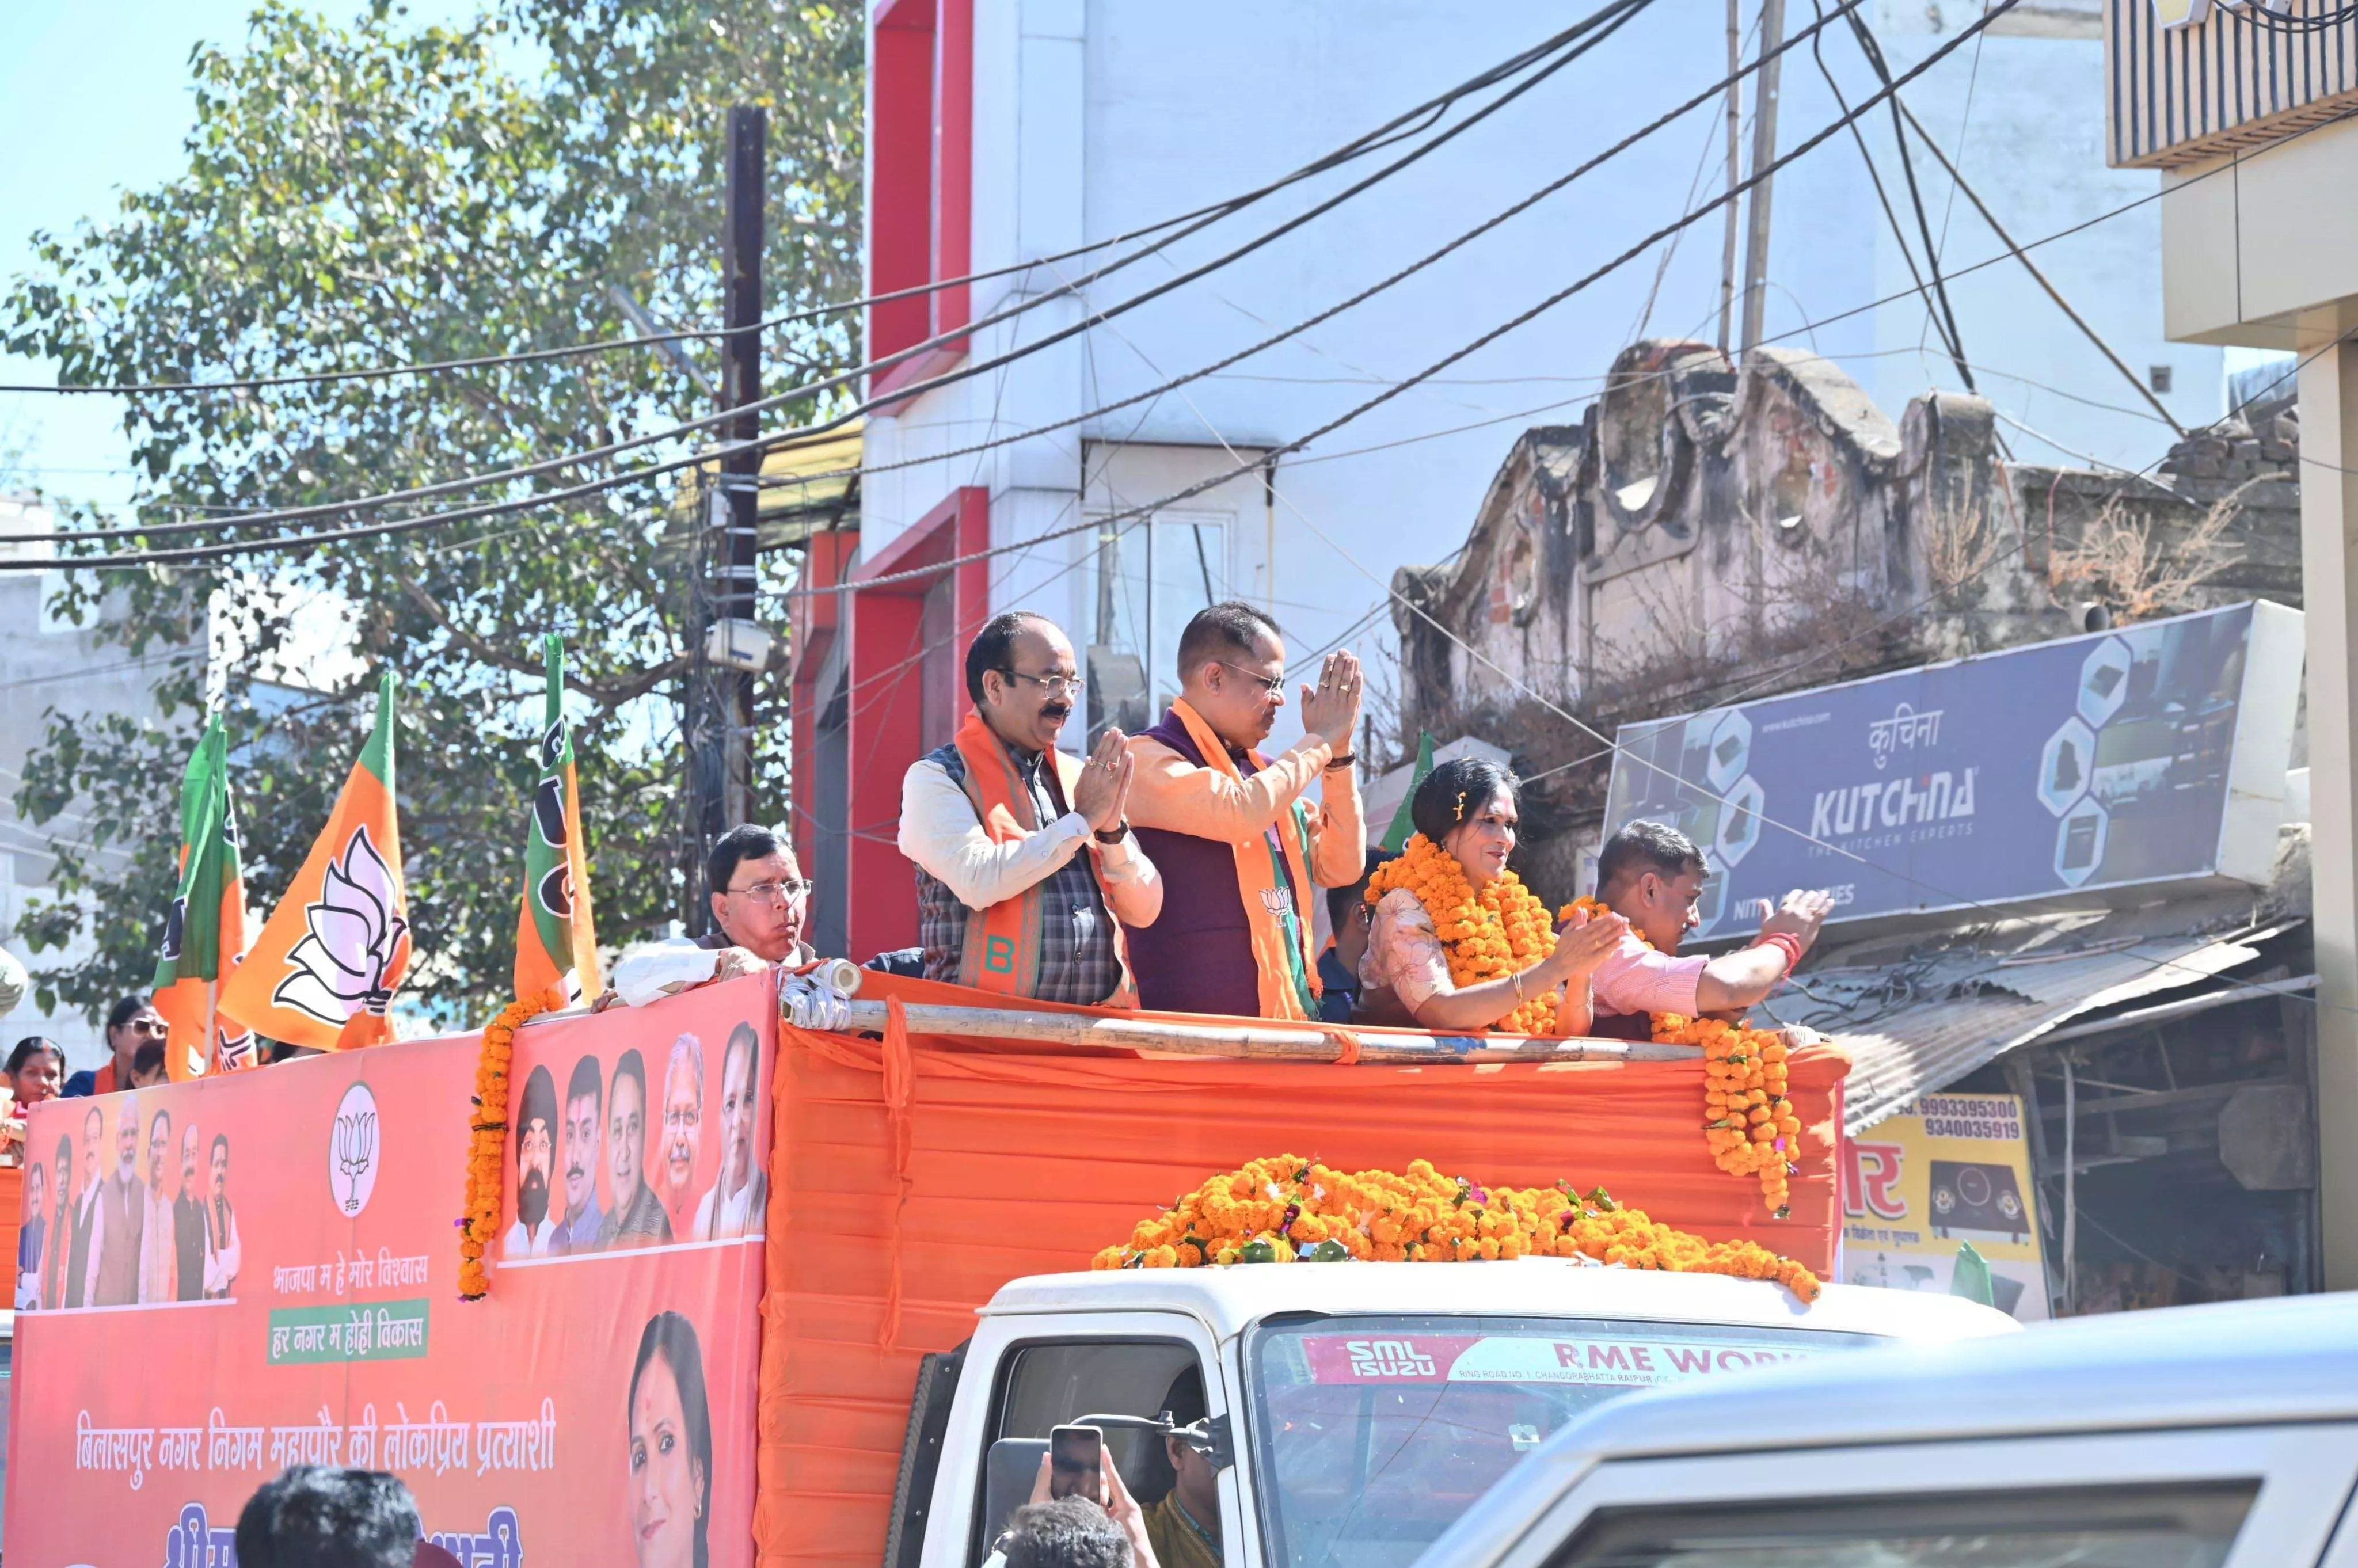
[1093,821,1129,845]
[1324,751,1357,770]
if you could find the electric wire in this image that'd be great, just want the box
[760,0,2027,607]
[0,0,1658,547]
[24,0,1984,577]
[0,5,1629,399]
[1806,0,1975,389]
[13,0,1919,561]
[16,0,2323,584]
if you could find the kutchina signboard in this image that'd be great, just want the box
[1600,602,2302,935]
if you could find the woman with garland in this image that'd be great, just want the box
[1356,756,1625,1033]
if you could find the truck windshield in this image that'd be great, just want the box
[1247,1314,1873,1568]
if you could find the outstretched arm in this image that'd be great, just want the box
[1695,889,1833,1011]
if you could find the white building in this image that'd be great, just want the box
[0,494,188,1071]
[794,0,2213,958]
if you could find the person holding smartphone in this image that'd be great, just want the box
[992,1430,1161,1568]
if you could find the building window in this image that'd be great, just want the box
[1088,513,1233,734]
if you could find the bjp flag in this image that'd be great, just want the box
[220,672,413,1049]
[153,718,258,1079]
[514,635,602,1008]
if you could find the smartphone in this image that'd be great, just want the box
[1048,1425,1104,1502]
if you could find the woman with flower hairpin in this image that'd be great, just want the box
[1357,756,1625,1034]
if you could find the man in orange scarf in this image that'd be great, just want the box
[1124,603,1365,1019]
[897,612,1163,1004]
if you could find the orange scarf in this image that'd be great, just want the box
[1167,697,1321,1021]
[949,711,1138,1006]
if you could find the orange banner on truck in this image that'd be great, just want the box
[6,977,776,1567]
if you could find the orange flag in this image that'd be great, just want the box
[219,673,413,1050]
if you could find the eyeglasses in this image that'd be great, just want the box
[728,878,811,905]
[1215,660,1286,695]
[997,669,1085,701]
[125,1018,169,1038]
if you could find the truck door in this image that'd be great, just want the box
[922,1312,1239,1568]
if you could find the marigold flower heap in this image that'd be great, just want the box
[1366,833,1560,1034]
[1091,1155,1819,1301]
[457,996,547,1300]
[1563,896,1802,1216]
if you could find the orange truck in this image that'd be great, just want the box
[748,973,2015,1568]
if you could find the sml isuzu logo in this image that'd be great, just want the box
[330,1080,381,1216]
[1346,1339,1437,1378]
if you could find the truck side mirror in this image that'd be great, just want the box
[1171,1413,1237,1473]
[980,1437,1051,1552]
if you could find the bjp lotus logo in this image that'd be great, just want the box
[330,1081,381,1216]
[273,825,412,1026]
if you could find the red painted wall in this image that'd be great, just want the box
[794,489,988,962]
[868,0,973,401]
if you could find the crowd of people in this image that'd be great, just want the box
[0,600,1833,1118]
[615,600,1834,1044]
[0,602,1832,1282]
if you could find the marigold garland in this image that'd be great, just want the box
[1366,833,1560,1034]
[1561,896,1801,1216]
[1090,1154,1820,1303]
[457,996,547,1300]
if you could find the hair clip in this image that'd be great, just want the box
[1454,789,1468,821]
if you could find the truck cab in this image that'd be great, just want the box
[889,1261,2015,1568]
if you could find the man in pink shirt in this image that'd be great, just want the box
[1584,821,1834,1038]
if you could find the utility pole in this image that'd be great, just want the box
[690,104,767,890]
[1717,0,1743,352]
[1738,0,1786,353]
[719,105,767,836]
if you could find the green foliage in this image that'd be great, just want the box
[3,0,861,1023]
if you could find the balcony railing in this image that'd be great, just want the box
[2108,0,2358,168]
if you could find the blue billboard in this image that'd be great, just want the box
[1599,602,2304,937]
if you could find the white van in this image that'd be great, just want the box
[1414,1293,2358,1568]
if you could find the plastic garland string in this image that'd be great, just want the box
[458,996,548,1300]
[1093,1154,1821,1302]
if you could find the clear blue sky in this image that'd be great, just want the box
[0,1,480,513]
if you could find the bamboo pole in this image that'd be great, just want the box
[833,999,1706,1066]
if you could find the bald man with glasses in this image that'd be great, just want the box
[609,824,819,1007]
[897,611,1162,1005]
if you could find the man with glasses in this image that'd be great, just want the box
[897,611,1163,1004]
[1124,602,1366,1019]
[610,824,818,1007]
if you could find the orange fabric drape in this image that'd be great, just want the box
[751,977,1847,1568]
[0,1163,18,1292]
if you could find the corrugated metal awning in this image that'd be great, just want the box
[1760,895,2300,1135]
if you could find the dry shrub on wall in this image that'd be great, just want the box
[2048,485,2247,623]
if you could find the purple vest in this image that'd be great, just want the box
[1124,711,1300,1018]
